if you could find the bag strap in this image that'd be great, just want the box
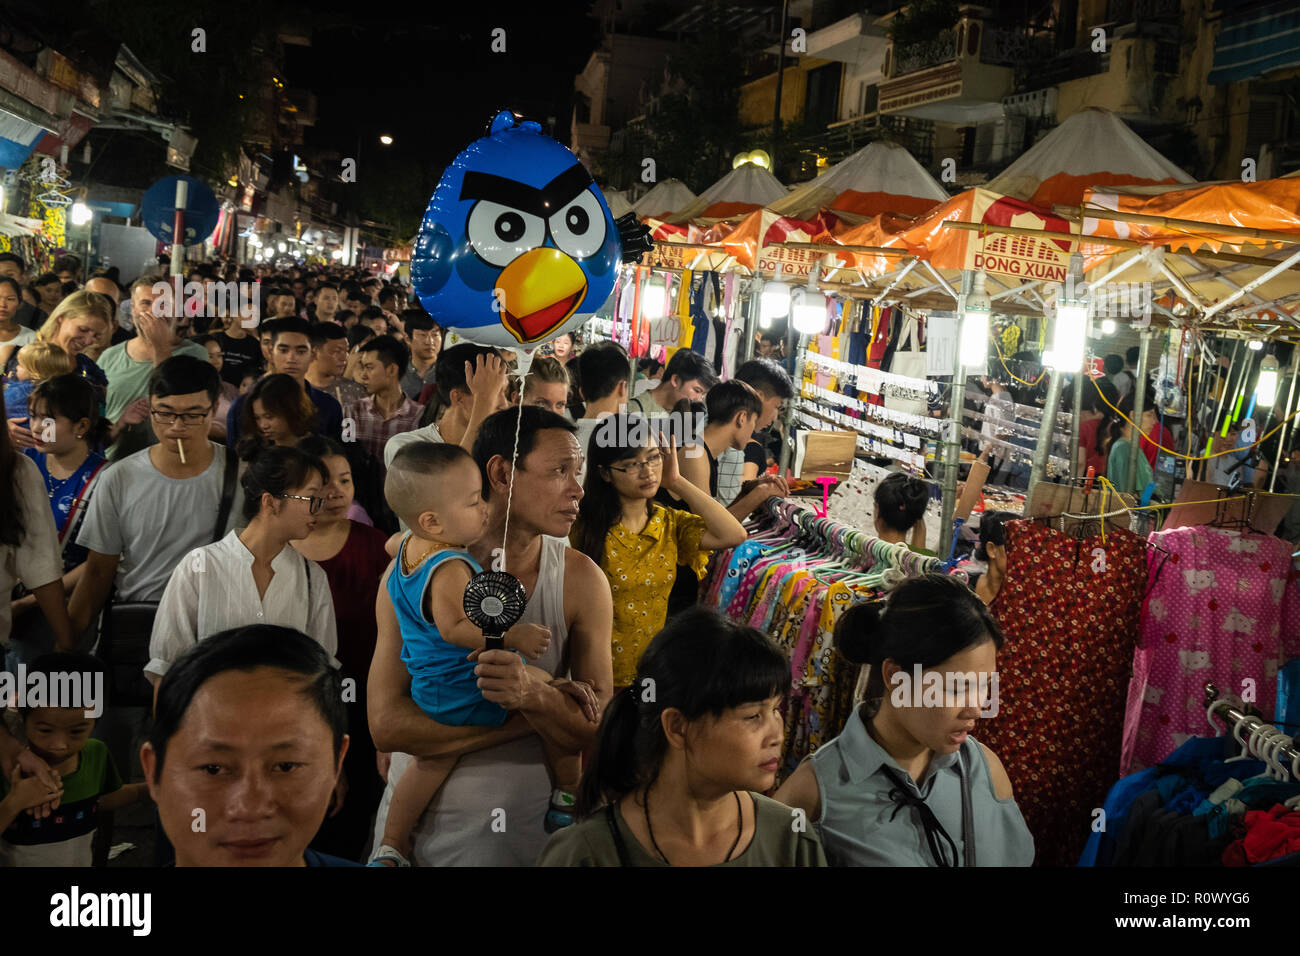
[303,554,311,606]
[605,803,632,867]
[959,742,976,868]
[57,458,108,545]
[212,446,238,543]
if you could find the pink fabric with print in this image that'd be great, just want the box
[1121,527,1300,776]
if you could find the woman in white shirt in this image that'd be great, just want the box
[147,445,338,683]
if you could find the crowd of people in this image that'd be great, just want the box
[0,254,1030,868]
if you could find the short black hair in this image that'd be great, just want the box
[360,306,386,322]
[706,379,762,426]
[148,625,345,781]
[149,354,221,404]
[472,406,576,502]
[346,325,374,349]
[1103,354,1124,376]
[436,342,500,403]
[358,334,410,376]
[20,652,106,716]
[1125,346,1140,365]
[271,317,312,343]
[33,272,60,288]
[662,348,718,390]
[577,341,630,402]
[309,322,347,347]
[0,252,24,272]
[402,309,436,334]
[735,357,794,400]
[259,317,282,339]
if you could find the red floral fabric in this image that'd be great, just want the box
[983,519,1148,866]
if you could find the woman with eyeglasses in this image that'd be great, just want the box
[146,444,339,688]
[572,414,746,692]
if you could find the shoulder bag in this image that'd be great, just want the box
[97,447,239,706]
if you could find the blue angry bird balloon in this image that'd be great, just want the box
[412,110,621,347]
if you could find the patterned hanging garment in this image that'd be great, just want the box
[981,519,1148,867]
[1120,526,1300,776]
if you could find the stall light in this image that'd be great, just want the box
[641,273,668,320]
[277,241,287,253]
[1100,318,1117,336]
[70,201,93,226]
[760,278,791,327]
[1247,339,1264,351]
[1049,300,1090,371]
[1256,355,1279,407]
[331,248,344,260]
[791,287,827,335]
[959,271,991,369]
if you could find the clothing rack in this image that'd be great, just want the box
[762,497,942,576]
[1205,682,1300,783]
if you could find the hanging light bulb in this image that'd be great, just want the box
[1048,255,1090,371]
[641,273,667,320]
[1100,318,1117,336]
[760,278,790,325]
[1247,339,1264,351]
[960,271,991,370]
[277,241,287,253]
[70,201,93,226]
[791,287,827,335]
[1256,354,1279,407]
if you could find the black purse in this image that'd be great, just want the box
[96,447,238,706]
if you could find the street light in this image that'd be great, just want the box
[379,135,393,146]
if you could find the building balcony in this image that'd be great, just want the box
[878,16,1042,124]
[570,119,610,155]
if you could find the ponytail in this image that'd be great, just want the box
[837,573,1004,716]
[575,607,787,816]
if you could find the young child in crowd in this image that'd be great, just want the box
[4,341,74,421]
[0,653,150,866]
[372,442,579,866]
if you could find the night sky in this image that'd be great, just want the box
[295,4,600,182]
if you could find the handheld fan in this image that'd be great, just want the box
[463,571,528,650]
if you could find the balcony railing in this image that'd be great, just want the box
[893,30,958,77]
[1106,0,1182,22]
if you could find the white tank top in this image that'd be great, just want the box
[373,535,571,866]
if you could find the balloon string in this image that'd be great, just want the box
[499,367,529,574]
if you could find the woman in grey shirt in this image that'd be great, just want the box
[776,574,1034,866]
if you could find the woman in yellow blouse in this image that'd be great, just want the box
[572,415,747,689]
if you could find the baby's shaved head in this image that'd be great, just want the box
[385,442,478,530]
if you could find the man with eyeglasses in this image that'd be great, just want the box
[98,278,213,462]
[67,356,243,778]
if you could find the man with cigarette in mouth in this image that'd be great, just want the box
[43,356,244,778]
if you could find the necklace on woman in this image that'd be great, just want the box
[644,788,743,866]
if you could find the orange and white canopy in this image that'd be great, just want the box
[769,140,949,221]
[663,162,786,224]
[987,107,1194,209]
[632,179,698,220]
